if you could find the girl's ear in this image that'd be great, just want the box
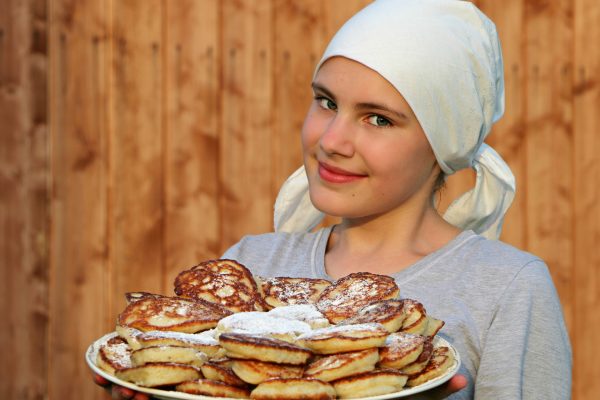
[431,164,446,208]
[432,168,446,194]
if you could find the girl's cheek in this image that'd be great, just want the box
[301,114,323,151]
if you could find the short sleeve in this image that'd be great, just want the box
[474,260,572,399]
[221,239,243,260]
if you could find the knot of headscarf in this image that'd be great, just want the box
[274,0,515,240]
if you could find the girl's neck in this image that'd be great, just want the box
[324,202,461,279]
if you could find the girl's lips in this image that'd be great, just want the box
[318,162,367,183]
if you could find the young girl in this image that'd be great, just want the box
[222,0,572,398]
[98,0,571,398]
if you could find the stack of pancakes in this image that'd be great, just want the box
[96,259,456,399]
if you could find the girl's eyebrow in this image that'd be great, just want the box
[311,82,408,121]
[311,82,336,100]
[355,102,409,121]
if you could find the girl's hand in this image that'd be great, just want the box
[93,373,150,400]
[407,374,468,399]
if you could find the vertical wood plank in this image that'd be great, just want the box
[0,0,49,398]
[48,0,109,398]
[524,0,574,337]
[111,0,164,309]
[164,0,220,289]
[573,0,600,397]
[220,0,274,248]
[323,0,372,39]
[272,0,327,198]
[476,0,527,248]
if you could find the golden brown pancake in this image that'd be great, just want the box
[230,359,304,384]
[406,346,455,387]
[116,362,201,387]
[399,299,428,334]
[115,325,143,350]
[124,291,166,304]
[174,259,264,313]
[96,336,132,375]
[423,316,445,337]
[339,299,407,333]
[317,272,400,323]
[250,378,336,400]
[304,347,379,382]
[130,345,207,368]
[176,379,252,398]
[378,332,428,369]
[200,361,248,387]
[117,326,222,357]
[117,295,232,333]
[332,369,408,398]
[298,323,389,354]
[260,277,332,309]
[219,333,313,365]
[399,336,434,375]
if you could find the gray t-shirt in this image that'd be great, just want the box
[222,227,572,399]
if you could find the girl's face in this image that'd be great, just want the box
[302,57,439,221]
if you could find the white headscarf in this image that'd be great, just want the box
[274,0,515,240]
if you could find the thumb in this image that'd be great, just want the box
[409,374,468,400]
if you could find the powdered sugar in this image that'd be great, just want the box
[139,330,219,346]
[318,279,374,308]
[264,278,317,303]
[384,332,425,350]
[297,322,386,340]
[103,340,133,368]
[268,304,329,326]
[217,311,312,336]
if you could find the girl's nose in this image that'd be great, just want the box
[319,115,355,157]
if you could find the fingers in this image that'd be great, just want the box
[445,374,468,393]
[406,374,468,400]
[430,375,468,399]
[93,373,148,400]
[93,373,111,387]
[111,385,136,399]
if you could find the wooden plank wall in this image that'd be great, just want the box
[1,0,49,398]
[1,0,598,399]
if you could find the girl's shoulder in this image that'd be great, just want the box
[220,228,332,278]
[453,231,549,280]
[471,233,539,261]
[225,228,327,257]
[469,233,540,262]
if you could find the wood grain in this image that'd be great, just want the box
[524,0,574,333]
[111,0,165,311]
[573,0,600,397]
[272,0,326,197]
[477,0,527,249]
[48,0,110,398]
[4,1,600,399]
[164,0,221,293]
[219,0,274,248]
[0,0,49,398]
[323,0,373,38]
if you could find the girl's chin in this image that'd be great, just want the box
[309,192,366,219]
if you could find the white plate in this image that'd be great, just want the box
[86,332,461,400]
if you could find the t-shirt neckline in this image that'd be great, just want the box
[311,226,478,281]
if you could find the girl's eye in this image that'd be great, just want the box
[317,97,337,111]
[367,115,392,127]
